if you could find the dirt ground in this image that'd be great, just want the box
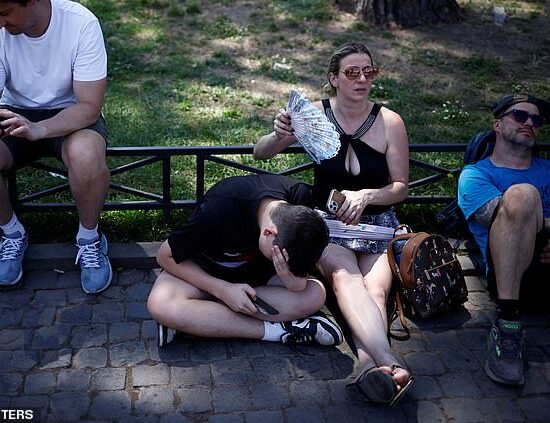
[190,0,550,119]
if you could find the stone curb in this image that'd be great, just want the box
[25,241,162,271]
[24,241,484,275]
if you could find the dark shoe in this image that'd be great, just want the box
[485,319,524,386]
[348,364,413,407]
[280,312,343,346]
[158,323,176,347]
[388,365,414,407]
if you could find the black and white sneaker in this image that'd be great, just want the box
[158,323,176,347]
[280,312,343,346]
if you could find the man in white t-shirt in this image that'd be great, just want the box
[0,0,112,294]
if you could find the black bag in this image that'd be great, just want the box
[386,225,468,339]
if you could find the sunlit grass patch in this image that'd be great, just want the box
[200,15,251,39]
[276,0,334,22]
[459,54,502,88]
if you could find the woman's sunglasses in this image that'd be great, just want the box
[498,109,544,128]
[339,65,379,81]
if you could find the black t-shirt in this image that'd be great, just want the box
[168,174,313,264]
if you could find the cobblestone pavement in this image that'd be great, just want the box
[1,244,549,422]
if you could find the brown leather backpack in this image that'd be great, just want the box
[386,226,468,339]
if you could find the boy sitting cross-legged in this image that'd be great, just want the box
[147,174,343,347]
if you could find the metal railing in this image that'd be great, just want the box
[7,143,550,222]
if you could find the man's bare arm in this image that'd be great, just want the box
[36,79,106,138]
[1,79,106,141]
[472,196,502,227]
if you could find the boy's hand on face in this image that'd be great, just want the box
[219,283,258,315]
[272,245,306,291]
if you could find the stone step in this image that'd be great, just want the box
[25,242,163,271]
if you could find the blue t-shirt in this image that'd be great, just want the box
[458,157,550,264]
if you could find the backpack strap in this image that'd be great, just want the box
[393,224,413,237]
[390,293,411,341]
[463,130,495,164]
[386,231,431,342]
[387,235,406,282]
[386,239,412,342]
[385,264,411,342]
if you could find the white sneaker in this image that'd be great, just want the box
[280,312,343,346]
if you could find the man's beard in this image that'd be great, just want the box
[506,129,536,150]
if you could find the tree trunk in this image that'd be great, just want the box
[336,0,464,28]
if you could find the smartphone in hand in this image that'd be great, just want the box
[248,294,279,315]
[326,189,346,214]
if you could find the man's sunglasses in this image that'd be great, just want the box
[498,109,544,128]
[339,65,379,81]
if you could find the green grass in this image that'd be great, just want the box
[15,0,550,242]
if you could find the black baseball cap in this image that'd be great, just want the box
[492,94,550,122]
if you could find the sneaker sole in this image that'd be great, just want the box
[0,268,24,288]
[158,323,176,347]
[484,359,525,386]
[308,313,343,346]
[158,324,166,348]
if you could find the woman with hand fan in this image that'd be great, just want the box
[254,42,412,406]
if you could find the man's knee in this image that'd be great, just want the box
[499,184,542,222]
[63,131,107,172]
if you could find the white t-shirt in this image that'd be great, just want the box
[0,0,107,109]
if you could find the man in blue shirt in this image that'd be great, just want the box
[458,94,550,386]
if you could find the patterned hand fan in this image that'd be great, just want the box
[287,89,340,164]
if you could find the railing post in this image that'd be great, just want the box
[196,153,205,203]
[162,156,171,224]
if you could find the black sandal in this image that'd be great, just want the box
[389,364,414,407]
[348,366,397,404]
[348,365,414,407]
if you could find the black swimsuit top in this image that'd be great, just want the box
[313,99,391,215]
